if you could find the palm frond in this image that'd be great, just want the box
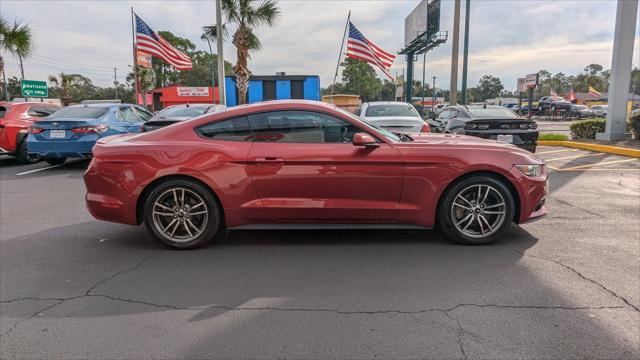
[246,0,280,28]
[201,24,230,42]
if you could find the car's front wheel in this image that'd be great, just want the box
[438,175,515,245]
[144,179,220,249]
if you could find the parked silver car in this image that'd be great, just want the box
[570,104,595,119]
[356,101,430,134]
[591,105,608,118]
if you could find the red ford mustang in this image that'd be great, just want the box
[84,100,548,249]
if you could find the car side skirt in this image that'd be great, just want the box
[228,223,431,230]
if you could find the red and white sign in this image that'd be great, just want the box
[177,87,209,97]
[136,51,152,69]
[525,73,538,89]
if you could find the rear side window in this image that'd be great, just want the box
[27,106,58,117]
[197,116,251,141]
[0,106,8,119]
[48,107,108,119]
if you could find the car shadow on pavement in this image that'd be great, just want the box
[1,221,637,358]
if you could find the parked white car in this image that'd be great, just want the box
[356,101,430,134]
[591,105,608,118]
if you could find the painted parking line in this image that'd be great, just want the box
[557,158,639,171]
[537,148,580,155]
[545,152,606,162]
[15,159,85,176]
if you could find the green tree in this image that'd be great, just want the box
[476,75,504,101]
[47,72,95,105]
[202,0,281,105]
[584,64,604,76]
[0,17,33,100]
[379,80,397,101]
[340,58,382,102]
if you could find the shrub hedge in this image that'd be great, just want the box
[570,119,606,139]
[538,133,568,141]
[628,113,639,140]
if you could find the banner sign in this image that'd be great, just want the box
[525,73,539,89]
[177,87,209,97]
[21,80,48,97]
[136,51,152,69]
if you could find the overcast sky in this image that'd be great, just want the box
[2,0,639,91]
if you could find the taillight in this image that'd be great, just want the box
[420,123,430,133]
[477,123,490,130]
[30,127,44,134]
[464,123,477,130]
[72,125,109,133]
[529,122,538,129]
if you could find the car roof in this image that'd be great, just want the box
[66,103,128,109]
[361,101,412,106]
[164,103,219,108]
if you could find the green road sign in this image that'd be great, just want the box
[21,80,48,98]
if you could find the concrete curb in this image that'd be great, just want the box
[538,140,640,158]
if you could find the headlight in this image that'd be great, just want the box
[464,123,477,130]
[477,123,490,130]
[515,164,542,177]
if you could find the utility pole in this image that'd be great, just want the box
[204,37,216,93]
[215,0,226,106]
[432,76,437,113]
[421,50,427,114]
[460,0,470,105]
[449,0,461,105]
[113,67,118,100]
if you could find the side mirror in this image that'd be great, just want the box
[352,132,379,148]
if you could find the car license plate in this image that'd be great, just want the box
[496,134,513,143]
[50,130,66,139]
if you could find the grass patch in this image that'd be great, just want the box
[539,133,568,141]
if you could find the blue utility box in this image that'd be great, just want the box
[225,74,320,107]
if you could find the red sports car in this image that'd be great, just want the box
[84,100,548,249]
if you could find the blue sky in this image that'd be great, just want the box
[2,0,638,91]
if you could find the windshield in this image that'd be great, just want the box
[47,107,108,119]
[365,104,420,118]
[333,107,402,142]
[574,105,587,110]
[467,108,519,119]
[155,106,209,119]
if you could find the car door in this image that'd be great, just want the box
[119,106,143,133]
[245,110,404,222]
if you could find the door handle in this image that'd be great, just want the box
[254,157,284,164]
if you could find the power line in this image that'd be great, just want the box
[31,54,116,70]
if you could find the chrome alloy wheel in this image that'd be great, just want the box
[151,187,208,243]
[451,184,507,239]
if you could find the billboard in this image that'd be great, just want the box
[405,0,429,45]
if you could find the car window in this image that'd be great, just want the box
[48,107,108,119]
[0,106,8,119]
[27,105,58,118]
[118,106,139,122]
[437,109,451,120]
[364,104,420,117]
[247,110,361,143]
[133,106,153,121]
[197,116,252,141]
[467,108,519,118]
[155,106,209,118]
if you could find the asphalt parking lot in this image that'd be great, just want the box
[1,148,639,359]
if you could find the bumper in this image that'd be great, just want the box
[27,139,96,159]
[84,158,155,226]
[515,172,549,224]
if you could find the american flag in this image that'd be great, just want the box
[135,14,192,70]
[346,21,395,80]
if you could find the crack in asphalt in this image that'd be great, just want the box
[551,197,604,218]
[84,250,166,296]
[502,244,640,312]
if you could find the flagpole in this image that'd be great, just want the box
[330,10,351,100]
[131,7,140,105]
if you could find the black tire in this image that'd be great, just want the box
[144,179,220,249]
[438,175,515,245]
[45,158,67,166]
[15,139,41,164]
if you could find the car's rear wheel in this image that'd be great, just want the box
[438,175,515,245]
[144,179,220,249]
[16,140,41,164]
[45,158,66,166]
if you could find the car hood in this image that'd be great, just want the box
[396,133,544,164]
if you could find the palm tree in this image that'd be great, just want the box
[202,0,280,105]
[0,18,32,80]
[48,72,89,105]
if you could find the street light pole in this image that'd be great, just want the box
[205,38,217,93]
[449,0,461,105]
[460,0,470,105]
[215,0,226,106]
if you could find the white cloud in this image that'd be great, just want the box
[1,0,638,92]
